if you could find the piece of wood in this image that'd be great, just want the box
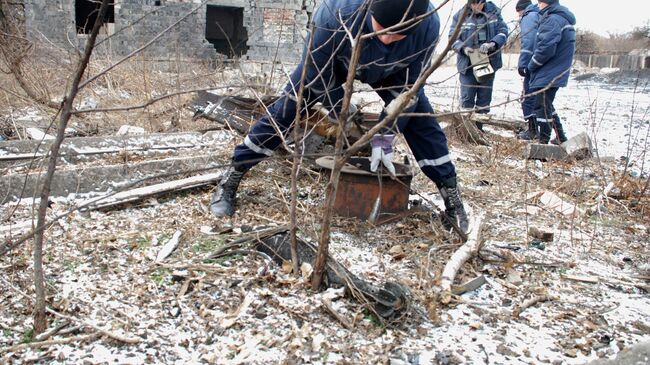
[513,295,556,318]
[458,113,489,145]
[528,227,554,242]
[322,298,353,330]
[451,275,487,295]
[33,320,69,342]
[81,172,221,211]
[525,143,568,161]
[0,332,101,354]
[561,274,599,284]
[437,109,526,131]
[155,230,182,263]
[439,211,485,304]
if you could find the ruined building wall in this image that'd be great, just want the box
[24,0,317,64]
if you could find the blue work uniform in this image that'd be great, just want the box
[518,3,540,120]
[449,1,508,113]
[527,3,576,143]
[233,0,457,184]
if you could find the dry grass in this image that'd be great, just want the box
[0,44,258,138]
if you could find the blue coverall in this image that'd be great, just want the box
[233,0,456,184]
[528,2,576,143]
[449,1,508,113]
[518,3,540,120]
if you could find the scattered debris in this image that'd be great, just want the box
[528,191,583,218]
[525,143,568,161]
[25,127,55,141]
[116,125,145,136]
[155,230,183,263]
[562,132,594,160]
[529,227,554,242]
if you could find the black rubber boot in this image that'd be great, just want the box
[210,163,248,217]
[437,177,469,234]
[550,115,568,145]
[518,117,538,141]
[538,120,552,144]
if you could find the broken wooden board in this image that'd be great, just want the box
[524,143,568,161]
[561,273,599,284]
[1,156,224,204]
[81,172,222,211]
[451,275,488,295]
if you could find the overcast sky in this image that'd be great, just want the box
[435,0,650,37]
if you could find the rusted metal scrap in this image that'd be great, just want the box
[208,228,410,320]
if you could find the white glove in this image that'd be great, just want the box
[369,134,396,176]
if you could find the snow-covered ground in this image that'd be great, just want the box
[426,66,650,176]
[1,65,649,364]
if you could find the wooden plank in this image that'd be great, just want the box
[82,172,222,211]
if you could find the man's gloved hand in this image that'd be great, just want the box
[479,41,496,54]
[518,67,528,77]
[369,134,396,176]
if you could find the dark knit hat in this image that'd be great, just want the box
[516,0,531,11]
[538,0,559,4]
[370,0,430,35]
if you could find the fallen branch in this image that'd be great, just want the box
[513,295,556,318]
[439,211,485,304]
[321,298,353,330]
[33,320,69,342]
[1,333,100,354]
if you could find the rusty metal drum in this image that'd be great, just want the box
[316,156,413,221]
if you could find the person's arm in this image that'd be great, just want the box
[449,11,465,53]
[518,13,538,69]
[490,10,509,49]
[528,17,561,72]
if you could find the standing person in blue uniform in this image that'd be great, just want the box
[210,0,470,233]
[515,0,540,140]
[527,0,575,144]
[449,0,508,130]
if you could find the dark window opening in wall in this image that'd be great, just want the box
[205,5,248,57]
[75,0,115,34]
[154,1,161,6]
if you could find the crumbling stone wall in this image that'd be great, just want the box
[24,0,316,64]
